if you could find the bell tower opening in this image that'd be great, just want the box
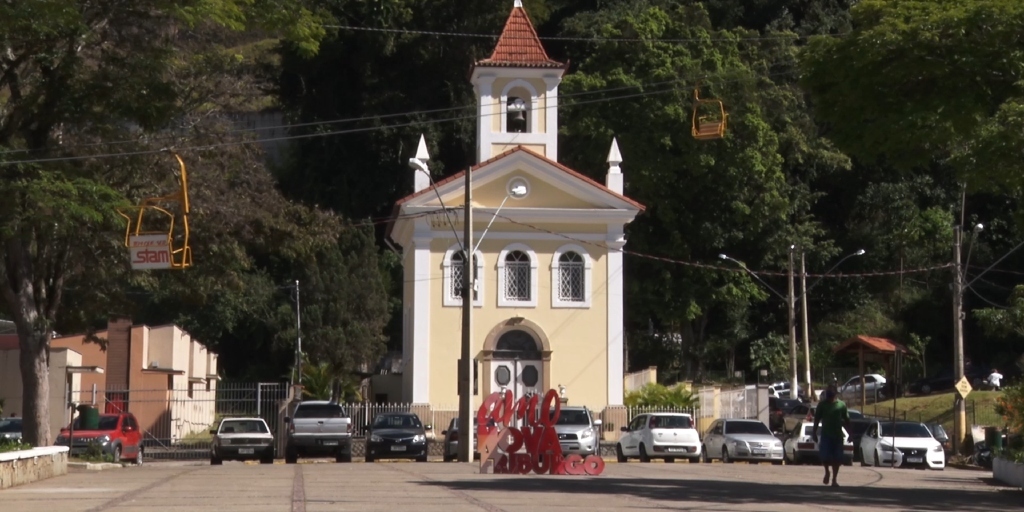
[507,97,529,133]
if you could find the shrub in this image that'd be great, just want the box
[995,384,1024,461]
[0,438,31,453]
[624,383,697,408]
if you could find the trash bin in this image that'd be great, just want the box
[77,404,100,430]
[985,426,1003,451]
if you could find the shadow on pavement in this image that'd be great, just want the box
[418,476,1022,510]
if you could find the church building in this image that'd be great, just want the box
[386,1,644,410]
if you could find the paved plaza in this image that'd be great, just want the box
[2,460,1020,512]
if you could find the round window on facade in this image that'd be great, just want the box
[507,177,530,200]
[521,365,539,387]
[495,366,512,386]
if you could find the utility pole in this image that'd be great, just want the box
[952,226,966,454]
[788,247,799,400]
[800,252,812,400]
[457,168,474,464]
[294,279,302,389]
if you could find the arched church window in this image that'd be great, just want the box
[495,330,542,360]
[503,250,531,301]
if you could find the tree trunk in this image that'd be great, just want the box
[18,330,51,447]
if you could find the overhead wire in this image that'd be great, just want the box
[323,25,849,43]
[0,69,798,166]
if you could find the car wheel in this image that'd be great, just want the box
[722,447,732,464]
[665,457,675,463]
[702,446,711,463]
[285,451,297,464]
[210,457,222,466]
[365,454,375,463]
[260,456,273,464]
[336,452,352,463]
[873,450,880,467]
[112,446,122,463]
[134,447,143,466]
[616,444,627,463]
[416,455,428,462]
[638,444,651,463]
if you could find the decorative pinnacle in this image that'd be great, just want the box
[414,134,429,161]
[514,0,523,7]
[607,137,623,167]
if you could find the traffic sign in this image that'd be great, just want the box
[955,376,973,399]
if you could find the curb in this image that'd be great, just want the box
[68,462,126,471]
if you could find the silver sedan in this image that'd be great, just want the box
[701,419,783,464]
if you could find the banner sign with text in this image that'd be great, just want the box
[129,234,173,270]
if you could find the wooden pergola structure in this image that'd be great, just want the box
[833,335,909,406]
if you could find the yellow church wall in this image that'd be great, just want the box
[473,171,604,209]
[426,235,611,411]
[492,144,546,158]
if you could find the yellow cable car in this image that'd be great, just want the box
[118,151,192,270]
[692,86,728,141]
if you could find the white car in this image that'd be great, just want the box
[210,417,275,465]
[701,419,783,464]
[859,420,945,470]
[783,421,853,465]
[617,413,701,462]
[839,374,888,401]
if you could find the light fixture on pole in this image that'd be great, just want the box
[799,248,865,401]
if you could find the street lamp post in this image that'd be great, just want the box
[799,249,865,400]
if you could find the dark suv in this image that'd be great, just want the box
[769,397,802,433]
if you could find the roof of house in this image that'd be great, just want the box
[395,145,644,210]
[474,4,565,69]
[833,335,909,354]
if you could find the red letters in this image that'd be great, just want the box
[476,390,604,476]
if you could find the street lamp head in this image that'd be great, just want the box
[973,223,984,233]
[855,249,866,256]
[718,254,728,260]
[509,185,527,198]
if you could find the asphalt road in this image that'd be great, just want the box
[2,459,1019,511]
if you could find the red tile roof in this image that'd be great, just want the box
[834,335,909,354]
[475,6,564,69]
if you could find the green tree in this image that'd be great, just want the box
[624,383,697,408]
[0,0,333,447]
[558,0,849,378]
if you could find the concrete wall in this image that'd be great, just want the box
[0,348,82,437]
[0,446,69,490]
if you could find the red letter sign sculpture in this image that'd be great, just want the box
[476,389,604,475]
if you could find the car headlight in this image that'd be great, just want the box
[55,436,67,444]
[732,440,747,449]
[580,429,594,439]
[880,444,896,452]
[932,445,944,453]
[370,434,382,443]
[98,435,111,445]
[773,441,782,448]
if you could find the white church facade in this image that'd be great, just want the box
[386,1,644,411]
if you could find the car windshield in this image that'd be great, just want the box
[555,409,591,426]
[0,419,21,432]
[372,415,421,429]
[880,423,932,438]
[72,415,119,430]
[650,415,692,429]
[724,421,771,435]
[294,403,346,418]
[220,420,268,434]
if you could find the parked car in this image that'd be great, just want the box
[440,417,479,462]
[859,420,945,470]
[210,417,274,465]
[701,419,783,464]
[617,413,701,463]
[782,421,853,465]
[839,374,888,401]
[909,367,989,396]
[769,398,803,433]
[284,400,353,464]
[847,418,875,462]
[54,412,143,464]
[0,417,22,441]
[925,422,951,460]
[365,412,429,462]
[553,406,602,457]
[783,403,865,434]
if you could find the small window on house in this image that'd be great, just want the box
[450,251,478,302]
[503,250,532,301]
[556,252,585,302]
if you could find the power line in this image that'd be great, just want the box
[325,25,848,43]
[0,74,721,157]
[2,69,796,166]
[489,213,953,279]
